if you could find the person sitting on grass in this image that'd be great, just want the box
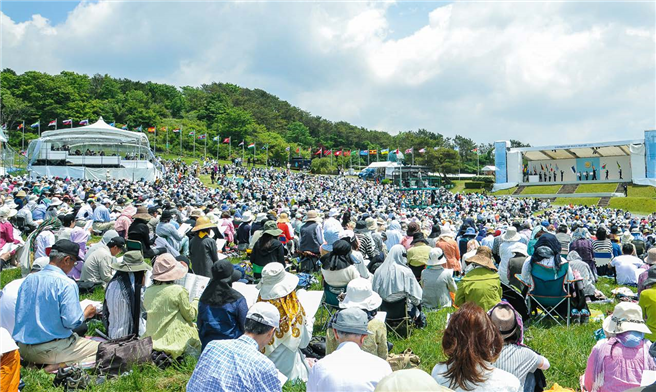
[197,259,246,352]
[143,253,201,360]
[1,327,20,392]
[583,302,656,392]
[422,248,457,310]
[79,236,125,286]
[432,302,521,392]
[611,243,646,286]
[454,246,501,312]
[186,302,282,392]
[489,301,550,392]
[12,240,99,368]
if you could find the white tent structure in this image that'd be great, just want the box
[27,118,163,181]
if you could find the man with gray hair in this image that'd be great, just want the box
[307,308,392,392]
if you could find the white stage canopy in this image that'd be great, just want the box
[517,140,641,161]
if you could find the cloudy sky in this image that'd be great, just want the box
[2,1,655,145]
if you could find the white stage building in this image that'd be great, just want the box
[27,118,163,181]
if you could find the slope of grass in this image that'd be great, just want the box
[574,183,617,193]
[608,197,656,215]
[628,185,656,198]
[520,185,562,195]
[492,187,517,195]
[551,198,600,207]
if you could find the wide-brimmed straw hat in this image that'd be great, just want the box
[340,278,382,311]
[110,250,152,273]
[602,302,651,336]
[262,220,283,237]
[277,212,290,223]
[467,246,497,271]
[502,227,521,242]
[151,253,188,282]
[133,206,151,220]
[192,216,216,232]
[257,262,299,300]
[0,206,17,219]
[305,210,321,222]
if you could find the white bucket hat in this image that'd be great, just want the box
[502,227,521,242]
[426,248,447,266]
[602,302,651,337]
[340,278,382,311]
[257,262,299,300]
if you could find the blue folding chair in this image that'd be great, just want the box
[319,281,347,330]
[517,262,573,326]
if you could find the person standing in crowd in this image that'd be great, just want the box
[307,308,392,392]
[432,302,520,392]
[186,302,282,392]
[197,259,246,351]
[103,251,151,339]
[251,221,285,279]
[584,302,656,392]
[455,246,502,312]
[144,253,201,359]
[13,240,99,366]
[422,248,457,310]
[189,216,219,278]
[489,302,550,392]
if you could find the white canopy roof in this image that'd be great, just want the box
[513,139,643,161]
[481,165,498,171]
[366,161,401,169]
[39,117,150,146]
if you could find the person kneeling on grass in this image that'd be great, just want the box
[583,302,656,392]
[12,240,99,367]
[186,302,282,392]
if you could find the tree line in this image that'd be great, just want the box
[0,69,530,174]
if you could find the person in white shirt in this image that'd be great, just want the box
[611,243,646,285]
[0,256,50,334]
[307,307,392,392]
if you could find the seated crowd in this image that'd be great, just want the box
[0,165,655,392]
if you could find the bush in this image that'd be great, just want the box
[464,182,485,189]
[310,157,337,174]
[471,176,494,183]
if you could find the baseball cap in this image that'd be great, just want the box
[107,237,126,250]
[31,256,50,272]
[50,239,82,261]
[246,302,280,329]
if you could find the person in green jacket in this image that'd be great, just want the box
[407,232,431,280]
[455,246,502,311]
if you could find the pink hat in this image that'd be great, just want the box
[151,253,188,282]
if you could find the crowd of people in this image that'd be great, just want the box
[0,158,656,392]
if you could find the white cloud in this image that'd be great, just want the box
[1,1,654,145]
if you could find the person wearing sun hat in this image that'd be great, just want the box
[436,226,461,273]
[143,253,201,359]
[251,221,285,279]
[325,278,388,359]
[256,262,312,382]
[189,216,219,278]
[489,301,550,392]
[104,250,151,339]
[454,246,502,311]
[584,302,656,392]
[422,248,457,310]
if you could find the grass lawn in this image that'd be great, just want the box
[551,198,600,207]
[520,185,562,195]
[608,197,656,215]
[628,185,656,198]
[2,256,625,392]
[449,181,483,194]
[574,183,617,193]
[492,187,517,195]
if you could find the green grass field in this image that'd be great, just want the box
[449,180,484,194]
[608,197,656,215]
[628,185,656,198]
[551,198,600,207]
[574,183,617,193]
[492,187,517,195]
[0,260,624,392]
[520,185,562,195]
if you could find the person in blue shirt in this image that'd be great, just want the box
[187,302,282,392]
[92,198,114,233]
[12,240,99,366]
[197,259,247,351]
[31,202,47,222]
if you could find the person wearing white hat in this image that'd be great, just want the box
[307,308,392,392]
[256,262,312,382]
[187,302,283,392]
[583,302,656,392]
[435,227,461,274]
[325,278,387,359]
[421,248,457,310]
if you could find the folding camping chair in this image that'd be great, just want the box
[380,298,413,339]
[126,239,143,256]
[319,281,347,330]
[517,262,574,327]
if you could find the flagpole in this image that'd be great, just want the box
[253,142,256,165]
[217,135,220,161]
[193,131,196,157]
[154,126,157,156]
[38,122,41,137]
[55,118,57,131]
[204,134,207,161]
[229,137,232,161]
[22,121,25,152]
[242,141,245,163]
[166,127,169,153]
[266,144,269,167]
[180,126,183,158]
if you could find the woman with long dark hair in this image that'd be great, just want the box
[432,302,520,391]
[251,221,284,279]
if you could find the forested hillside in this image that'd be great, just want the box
[0,69,528,172]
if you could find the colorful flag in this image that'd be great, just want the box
[360,150,369,156]
[602,163,607,169]
[405,147,413,154]
[239,141,245,146]
[135,125,143,131]
[285,146,290,152]
[540,164,545,171]
[335,150,342,156]
[17,123,24,130]
[62,119,72,125]
[223,137,231,143]
[570,166,576,174]
[419,148,426,154]
[472,148,479,154]
[197,134,206,140]
[160,126,167,131]
[147,127,155,133]
[325,150,332,156]
[247,143,255,149]
[121,125,128,130]
[48,120,57,127]
[213,136,219,142]
[315,148,323,155]
[616,161,621,169]
[344,150,351,157]
[394,149,400,154]
[79,119,89,125]
[296,147,300,153]
[261,144,268,150]
[188,131,195,136]
[109,122,115,127]
[381,149,389,155]
[369,150,377,155]
[172,128,180,133]
[30,121,40,128]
